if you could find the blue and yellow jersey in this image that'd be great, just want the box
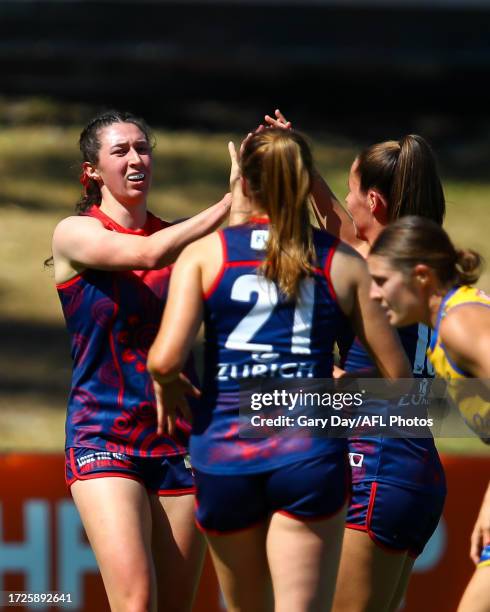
[428,285,490,379]
[428,285,490,442]
[479,543,490,569]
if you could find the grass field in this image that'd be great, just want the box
[0,124,489,455]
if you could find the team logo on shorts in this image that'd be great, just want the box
[348,452,364,468]
[184,454,193,470]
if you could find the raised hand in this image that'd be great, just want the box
[228,140,241,193]
[228,140,253,225]
[264,108,292,130]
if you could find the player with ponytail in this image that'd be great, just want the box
[148,128,411,611]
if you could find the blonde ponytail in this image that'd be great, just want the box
[241,129,316,298]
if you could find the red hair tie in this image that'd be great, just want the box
[79,170,91,190]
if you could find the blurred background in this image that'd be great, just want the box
[2,0,490,449]
[0,1,489,610]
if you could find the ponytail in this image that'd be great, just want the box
[357,134,445,226]
[77,175,102,213]
[240,129,316,299]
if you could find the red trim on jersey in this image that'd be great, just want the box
[56,275,83,290]
[248,216,270,224]
[204,254,265,301]
[226,260,263,268]
[85,205,170,236]
[203,230,228,300]
[323,237,340,302]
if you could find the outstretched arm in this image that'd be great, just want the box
[228,140,254,226]
[264,109,362,248]
[310,171,361,247]
[52,193,231,281]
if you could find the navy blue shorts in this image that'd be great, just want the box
[346,480,446,557]
[65,447,195,495]
[194,452,349,534]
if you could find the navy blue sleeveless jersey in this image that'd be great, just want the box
[338,324,444,491]
[339,323,435,378]
[58,205,192,457]
[190,220,349,475]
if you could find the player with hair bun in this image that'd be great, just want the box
[265,109,447,612]
[368,215,490,612]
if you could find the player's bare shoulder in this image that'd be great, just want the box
[52,215,105,283]
[180,231,223,264]
[440,303,490,376]
[330,239,368,284]
[328,239,370,316]
[52,215,104,252]
[176,230,224,293]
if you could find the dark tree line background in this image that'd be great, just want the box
[1,0,490,169]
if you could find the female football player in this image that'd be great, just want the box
[148,128,412,611]
[51,110,232,611]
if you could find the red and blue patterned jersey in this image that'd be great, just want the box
[338,322,444,491]
[190,220,349,474]
[58,205,192,457]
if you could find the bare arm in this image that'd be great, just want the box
[440,306,490,378]
[52,193,231,281]
[330,244,412,379]
[310,172,362,248]
[228,140,254,226]
[264,109,362,248]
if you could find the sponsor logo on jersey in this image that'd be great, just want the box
[250,230,269,250]
[216,360,316,381]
